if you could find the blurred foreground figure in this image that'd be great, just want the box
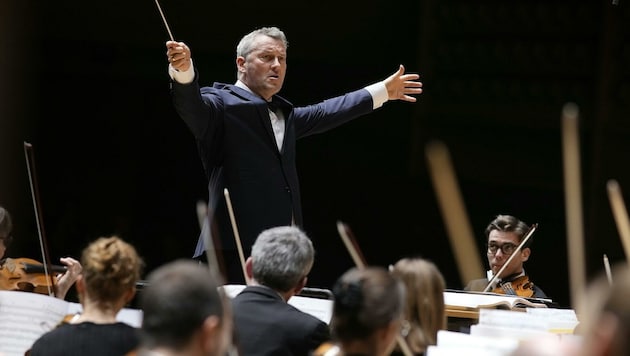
[136,259,233,356]
[314,266,405,356]
[391,257,446,355]
[511,262,630,356]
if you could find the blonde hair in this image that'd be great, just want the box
[80,236,143,307]
[391,258,446,354]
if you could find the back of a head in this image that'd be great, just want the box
[0,206,12,237]
[81,235,143,305]
[331,266,405,343]
[391,258,446,353]
[250,226,314,292]
[140,259,224,350]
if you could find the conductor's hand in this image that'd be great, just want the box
[166,41,192,72]
[384,65,423,102]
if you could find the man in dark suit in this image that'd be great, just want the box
[165,27,423,282]
[230,225,329,356]
[464,214,548,299]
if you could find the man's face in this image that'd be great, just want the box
[237,35,287,101]
[487,230,530,279]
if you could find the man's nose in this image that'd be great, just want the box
[494,249,507,258]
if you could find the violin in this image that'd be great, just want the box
[0,257,67,295]
[492,275,535,298]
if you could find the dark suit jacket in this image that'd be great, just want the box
[171,76,374,258]
[231,285,331,356]
[465,278,548,299]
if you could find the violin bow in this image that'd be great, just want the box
[336,221,414,356]
[606,180,630,265]
[23,142,56,297]
[223,188,249,284]
[196,169,228,285]
[425,140,485,285]
[482,223,538,293]
[561,103,587,308]
[603,254,613,286]
[335,221,367,269]
[197,195,241,356]
[196,201,222,284]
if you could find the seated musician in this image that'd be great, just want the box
[0,205,81,299]
[231,226,331,356]
[28,235,144,356]
[134,260,233,356]
[390,257,446,356]
[313,266,406,356]
[464,214,548,299]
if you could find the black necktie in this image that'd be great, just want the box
[267,100,278,113]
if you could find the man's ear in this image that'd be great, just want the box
[245,257,254,280]
[294,276,307,296]
[201,315,221,353]
[521,247,531,262]
[236,56,246,72]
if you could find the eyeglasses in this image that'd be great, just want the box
[0,235,13,247]
[487,242,517,255]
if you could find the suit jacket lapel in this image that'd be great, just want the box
[227,85,279,152]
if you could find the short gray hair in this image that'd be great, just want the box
[251,226,314,292]
[236,27,288,58]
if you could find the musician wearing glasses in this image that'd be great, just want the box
[464,214,547,299]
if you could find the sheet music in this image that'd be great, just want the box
[525,308,579,333]
[444,290,548,310]
[0,290,142,356]
[0,291,69,356]
[287,295,333,324]
[478,308,549,330]
[221,284,333,324]
[427,329,519,356]
[470,324,553,341]
[64,302,143,328]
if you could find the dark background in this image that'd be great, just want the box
[1,0,629,309]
